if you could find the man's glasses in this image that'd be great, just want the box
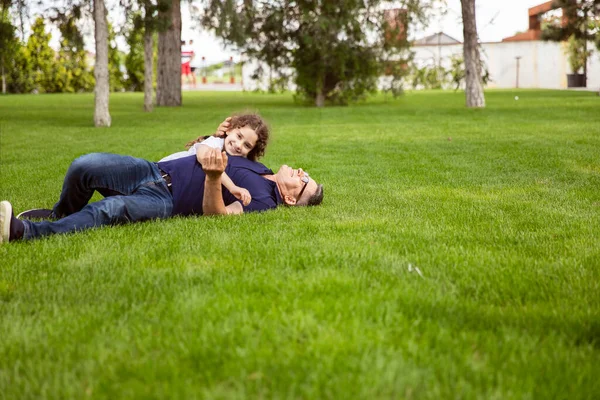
[297,172,310,200]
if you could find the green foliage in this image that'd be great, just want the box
[108,24,125,92]
[292,33,380,105]
[123,12,159,92]
[408,55,491,91]
[0,6,18,91]
[566,34,594,72]
[1,90,600,398]
[410,64,448,89]
[124,13,146,91]
[541,0,600,42]
[1,6,33,93]
[380,56,413,98]
[0,4,15,55]
[54,15,94,93]
[448,54,490,90]
[541,0,600,70]
[5,43,34,93]
[25,17,56,93]
[449,54,465,90]
[54,39,94,93]
[1,13,123,95]
[201,0,444,106]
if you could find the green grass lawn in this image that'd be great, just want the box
[1,90,599,399]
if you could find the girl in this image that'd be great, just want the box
[160,114,270,206]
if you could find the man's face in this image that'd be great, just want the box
[275,165,318,206]
[224,126,258,157]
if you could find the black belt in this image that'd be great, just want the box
[159,168,173,192]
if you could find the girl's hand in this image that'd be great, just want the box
[231,186,252,206]
[214,117,232,138]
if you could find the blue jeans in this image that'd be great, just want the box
[23,153,173,240]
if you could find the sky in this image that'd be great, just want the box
[39,0,547,65]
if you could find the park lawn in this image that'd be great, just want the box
[0,89,599,399]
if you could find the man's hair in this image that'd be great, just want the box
[306,184,324,206]
[185,113,270,161]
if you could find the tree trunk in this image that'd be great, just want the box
[93,0,111,126]
[143,17,154,112]
[461,0,485,108]
[17,0,26,42]
[1,63,6,94]
[315,91,325,107]
[156,0,181,107]
[315,74,324,107]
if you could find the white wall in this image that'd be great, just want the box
[243,41,600,91]
[412,40,600,90]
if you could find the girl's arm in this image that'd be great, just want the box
[221,173,252,206]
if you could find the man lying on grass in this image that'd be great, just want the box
[0,128,323,244]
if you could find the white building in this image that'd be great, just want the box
[412,33,600,90]
[412,0,599,91]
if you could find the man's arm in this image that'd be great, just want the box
[201,149,244,215]
[197,142,250,208]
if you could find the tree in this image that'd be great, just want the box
[94,0,111,126]
[108,23,125,92]
[124,12,145,91]
[0,0,17,94]
[54,10,94,93]
[142,0,160,111]
[25,17,56,93]
[542,0,600,87]
[5,44,34,93]
[121,0,160,110]
[200,0,444,107]
[13,0,26,41]
[460,0,485,108]
[156,0,181,107]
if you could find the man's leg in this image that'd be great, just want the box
[14,152,136,221]
[12,152,172,240]
[17,153,165,220]
[22,184,172,240]
[52,153,160,217]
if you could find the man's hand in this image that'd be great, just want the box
[200,149,228,179]
[214,117,232,138]
[202,149,229,216]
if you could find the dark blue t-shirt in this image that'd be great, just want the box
[157,155,282,216]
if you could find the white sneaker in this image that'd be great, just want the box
[0,201,13,243]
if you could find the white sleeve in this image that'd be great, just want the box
[199,137,225,150]
[158,151,194,163]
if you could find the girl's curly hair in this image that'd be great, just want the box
[185,113,270,161]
